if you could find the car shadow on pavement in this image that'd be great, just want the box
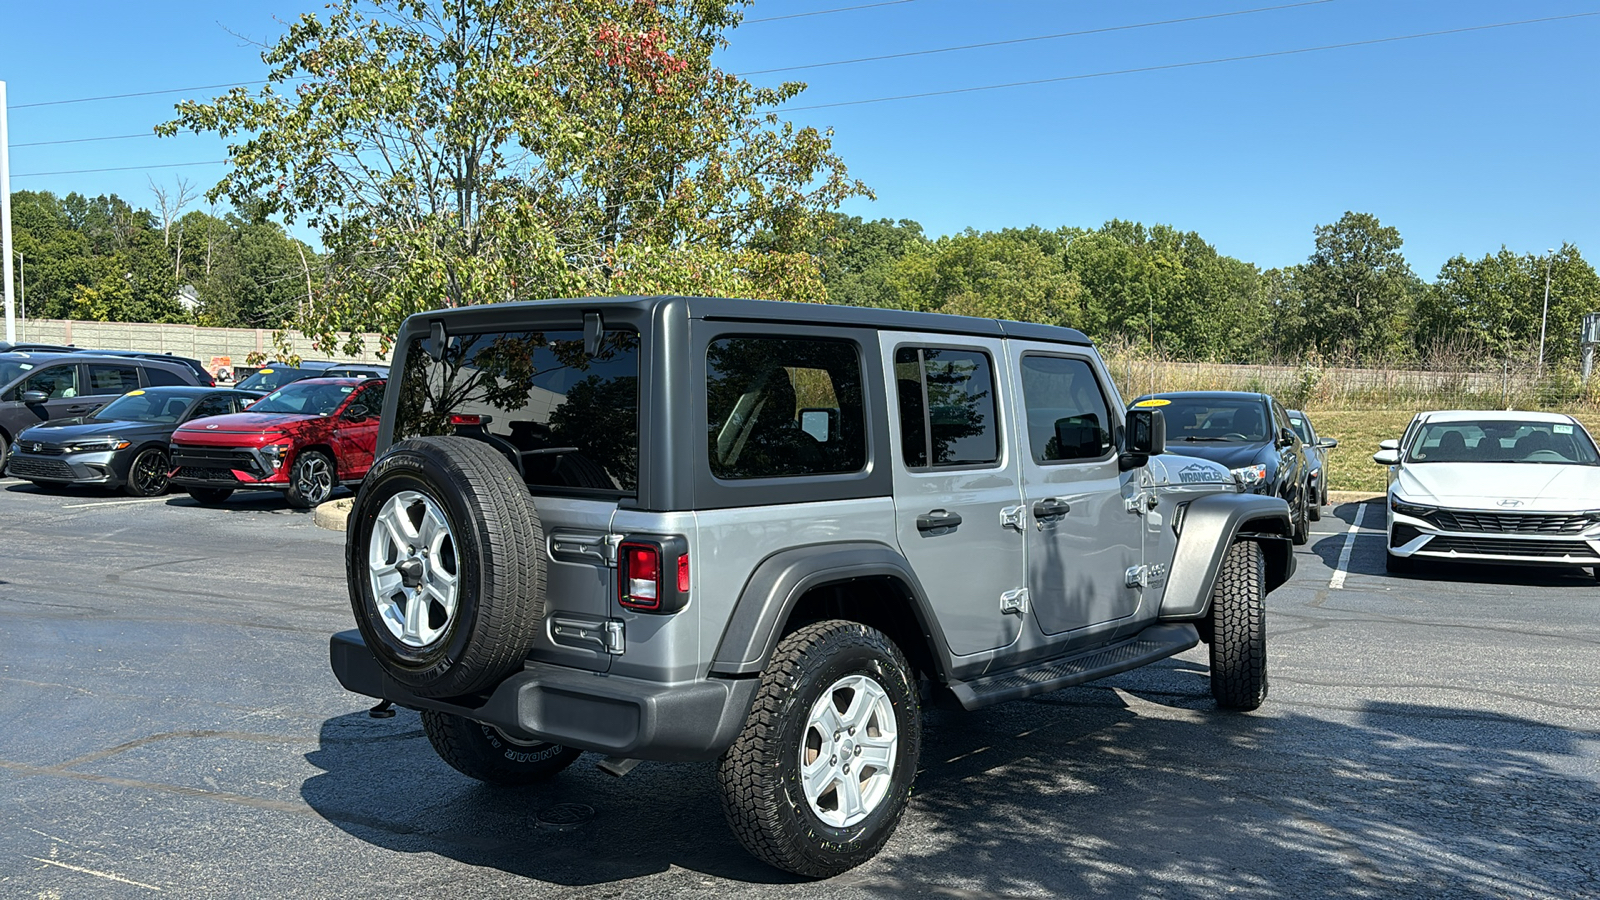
[299,666,1599,896]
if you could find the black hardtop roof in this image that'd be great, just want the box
[409,295,1094,346]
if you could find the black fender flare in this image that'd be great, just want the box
[1159,492,1295,620]
[708,541,951,679]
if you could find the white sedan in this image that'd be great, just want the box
[1373,410,1600,578]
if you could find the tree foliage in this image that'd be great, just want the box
[160,0,869,355]
[1293,211,1420,361]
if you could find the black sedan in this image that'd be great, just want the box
[1131,390,1314,544]
[5,387,257,496]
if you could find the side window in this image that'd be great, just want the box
[143,366,186,387]
[1018,355,1115,463]
[22,365,80,400]
[707,336,866,480]
[354,381,385,414]
[894,346,999,468]
[86,364,141,394]
[190,395,236,420]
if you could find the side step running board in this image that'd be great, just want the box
[947,622,1200,710]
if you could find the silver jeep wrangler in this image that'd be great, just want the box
[330,296,1294,877]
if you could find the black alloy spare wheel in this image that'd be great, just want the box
[347,437,546,698]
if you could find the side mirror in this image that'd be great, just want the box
[21,390,48,405]
[1121,408,1166,470]
[1379,439,1399,451]
[798,407,836,442]
[1277,427,1297,447]
[1373,449,1401,465]
[343,404,370,422]
[1319,437,1339,450]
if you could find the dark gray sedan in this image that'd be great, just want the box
[5,387,257,496]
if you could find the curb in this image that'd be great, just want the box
[313,497,353,532]
[1328,491,1385,503]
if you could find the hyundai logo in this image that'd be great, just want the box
[1497,499,1524,508]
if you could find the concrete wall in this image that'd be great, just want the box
[12,319,388,368]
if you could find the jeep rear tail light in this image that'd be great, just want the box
[449,414,483,426]
[618,536,689,613]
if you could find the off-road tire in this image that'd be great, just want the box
[347,436,545,699]
[420,709,580,785]
[124,446,171,497]
[717,619,922,878]
[1208,540,1268,710]
[187,486,234,505]
[286,449,336,509]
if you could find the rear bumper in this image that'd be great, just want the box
[329,630,758,762]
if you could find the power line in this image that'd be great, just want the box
[743,0,915,25]
[738,0,1337,76]
[11,79,287,110]
[783,11,1600,111]
[12,160,229,178]
[13,133,159,148]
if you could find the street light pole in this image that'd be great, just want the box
[1537,248,1555,378]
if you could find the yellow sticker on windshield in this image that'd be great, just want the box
[127,389,145,396]
[1134,398,1171,407]
[259,368,274,374]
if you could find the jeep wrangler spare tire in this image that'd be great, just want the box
[421,709,581,784]
[718,620,922,878]
[1208,539,1268,710]
[347,436,546,698]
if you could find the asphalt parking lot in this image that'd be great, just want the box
[2,478,1597,899]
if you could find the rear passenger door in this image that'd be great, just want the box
[881,334,1026,657]
[1011,345,1144,636]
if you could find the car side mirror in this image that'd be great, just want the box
[1319,437,1339,449]
[798,407,836,442]
[343,404,370,422]
[1276,427,1297,447]
[1373,449,1400,465]
[1120,408,1165,470]
[21,390,47,405]
[1379,439,1399,451]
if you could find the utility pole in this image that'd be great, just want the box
[1537,248,1555,378]
[1,80,15,345]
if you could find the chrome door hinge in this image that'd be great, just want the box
[1000,587,1029,616]
[1000,505,1025,532]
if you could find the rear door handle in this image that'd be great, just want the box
[1032,498,1071,519]
[916,509,963,534]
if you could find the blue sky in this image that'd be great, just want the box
[3,0,1597,277]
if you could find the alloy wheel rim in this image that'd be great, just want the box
[369,489,459,648]
[798,673,898,828]
[297,456,334,504]
[134,450,169,495]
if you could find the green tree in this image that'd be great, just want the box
[161,0,868,355]
[1295,211,1418,361]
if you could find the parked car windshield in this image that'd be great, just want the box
[250,382,356,416]
[1406,420,1600,465]
[93,392,196,423]
[235,367,307,392]
[1288,415,1313,443]
[1159,399,1272,442]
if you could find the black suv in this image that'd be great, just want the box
[1130,391,1313,544]
[331,297,1296,877]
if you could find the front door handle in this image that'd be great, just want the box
[916,509,963,534]
[1032,498,1071,519]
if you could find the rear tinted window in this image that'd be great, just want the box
[894,346,999,468]
[235,368,307,392]
[395,330,639,494]
[707,336,866,480]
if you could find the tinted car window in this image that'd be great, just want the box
[1162,399,1272,443]
[143,366,187,386]
[190,395,237,419]
[0,357,39,386]
[1288,415,1312,443]
[709,337,865,480]
[252,382,358,416]
[87,364,141,394]
[235,368,308,392]
[1020,355,1114,462]
[894,347,998,468]
[1407,420,1599,465]
[94,392,192,423]
[396,330,640,494]
[15,365,80,400]
[351,381,385,414]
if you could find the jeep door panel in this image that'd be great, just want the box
[1010,345,1144,637]
[881,333,1026,658]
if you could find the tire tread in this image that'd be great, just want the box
[1209,539,1268,710]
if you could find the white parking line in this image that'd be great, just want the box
[1328,503,1369,590]
[60,497,173,510]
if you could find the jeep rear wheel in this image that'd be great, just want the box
[718,619,921,878]
[420,709,580,784]
[346,437,545,698]
[1208,539,1268,710]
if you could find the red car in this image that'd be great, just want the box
[169,377,386,508]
